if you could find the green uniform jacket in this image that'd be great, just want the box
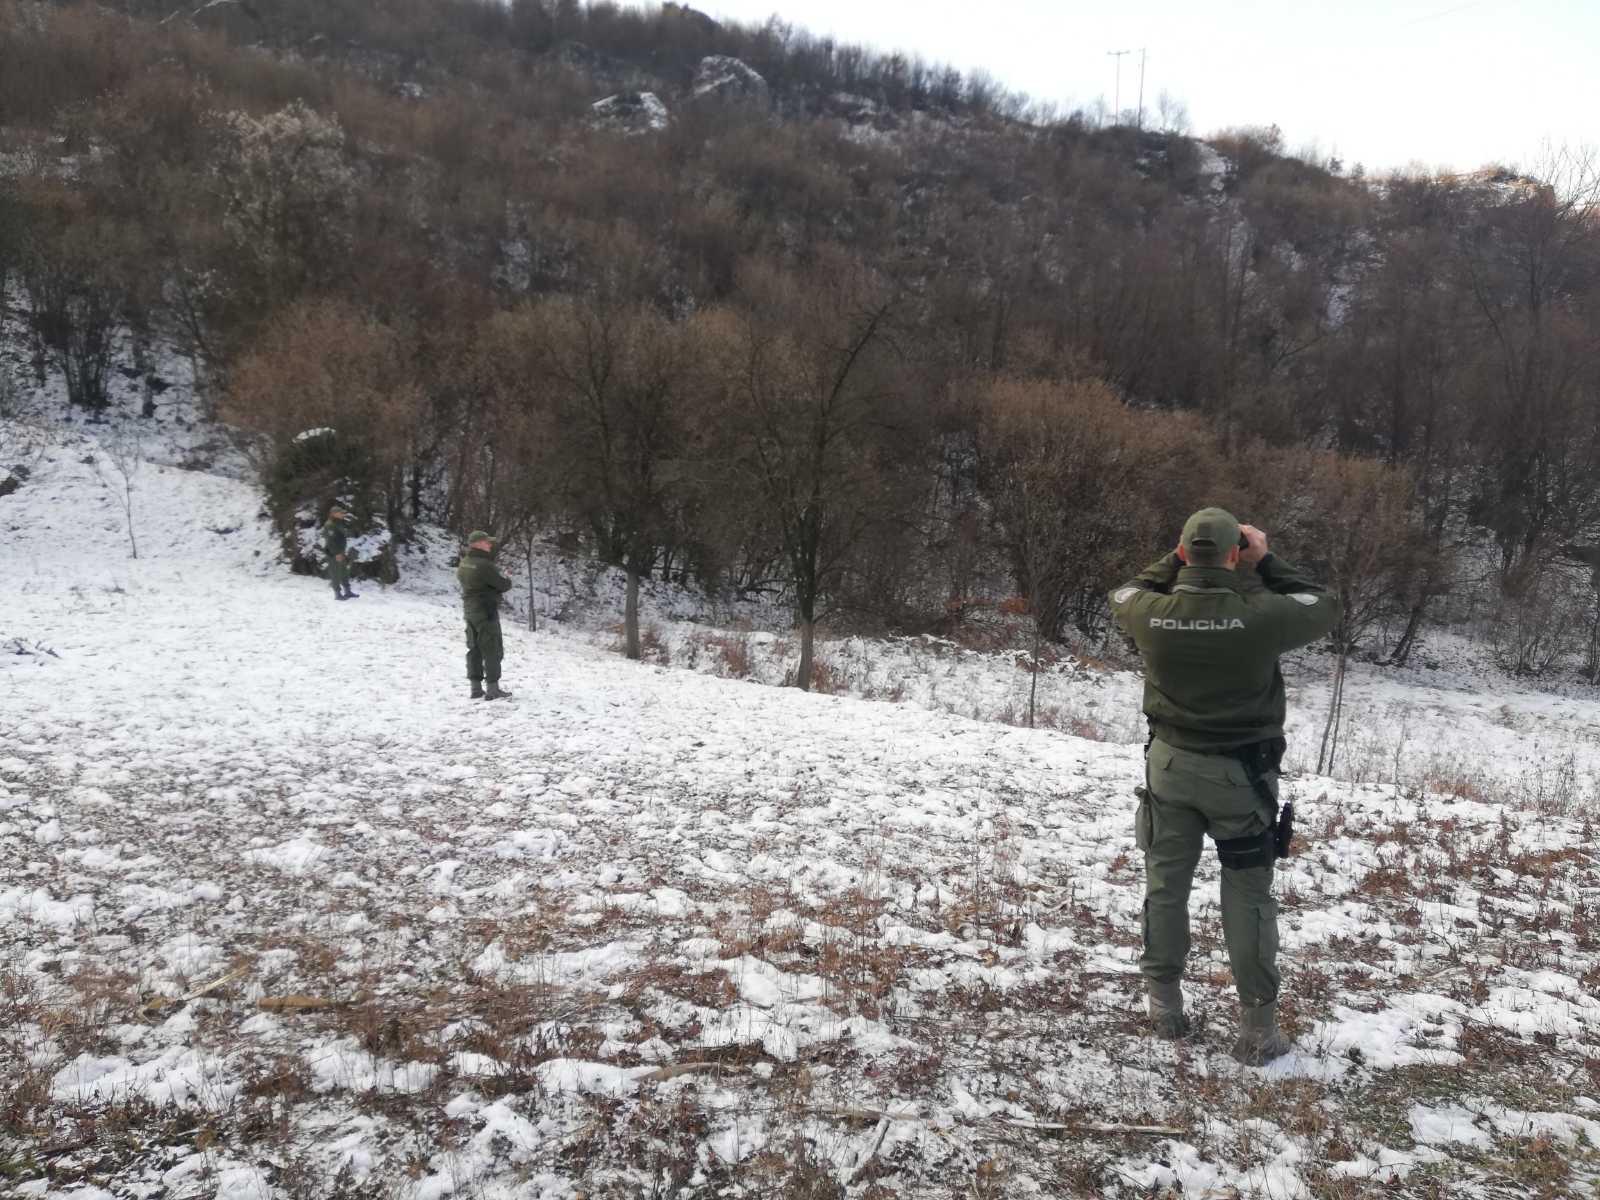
[457,547,512,623]
[321,520,348,558]
[1109,553,1342,752]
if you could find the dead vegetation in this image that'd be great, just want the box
[7,729,1600,1198]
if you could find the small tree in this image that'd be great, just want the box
[719,260,904,690]
[461,309,567,631]
[982,374,1215,644]
[95,426,142,559]
[1252,449,1431,658]
[18,184,141,412]
[525,298,709,660]
[1245,449,1431,774]
[210,101,358,315]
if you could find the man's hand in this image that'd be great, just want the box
[1239,524,1268,568]
[335,554,345,563]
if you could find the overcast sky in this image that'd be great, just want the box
[693,0,1596,174]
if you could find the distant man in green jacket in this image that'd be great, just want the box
[457,530,513,700]
[1110,507,1341,1065]
[321,506,357,601]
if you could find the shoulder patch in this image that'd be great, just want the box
[1112,587,1139,605]
[1288,593,1319,606]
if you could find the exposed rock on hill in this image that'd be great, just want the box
[692,55,768,106]
[824,91,899,131]
[590,91,669,134]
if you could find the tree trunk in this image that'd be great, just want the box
[132,328,156,418]
[1587,591,1600,685]
[624,564,641,660]
[1316,648,1348,776]
[1028,628,1041,728]
[796,615,815,691]
[525,540,538,632]
[1388,600,1426,667]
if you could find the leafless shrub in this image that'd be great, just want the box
[1484,563,1586,676]
[94,426,142,559]
[711,632,754,678]
[808,653,841,694]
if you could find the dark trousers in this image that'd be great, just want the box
[465,616,503,683]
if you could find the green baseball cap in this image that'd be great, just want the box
[1180,507,1240,566]
[467,530,496,545]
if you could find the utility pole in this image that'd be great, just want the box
[1107,49,1129,126]
[1136,48,1147,131]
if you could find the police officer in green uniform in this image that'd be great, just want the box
[1110,508,1341,1064]
[321,506,357,601]
[457,530,513,700]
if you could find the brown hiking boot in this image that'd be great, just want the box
[1231,1001,1293,1065]
[469,680,484,699]
[484,682,512,701]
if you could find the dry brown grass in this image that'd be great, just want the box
[0,963,55,1140]
[806,653,842,694]
[995,701,1107,740]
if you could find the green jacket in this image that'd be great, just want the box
[321,520,348,558]
[1110,552,1341,752]
[457,547,512,623]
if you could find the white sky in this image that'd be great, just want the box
[693,0,1597,174]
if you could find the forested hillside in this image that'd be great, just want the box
[3,0,1598,680]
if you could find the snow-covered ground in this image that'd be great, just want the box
[5,425,1600,1198]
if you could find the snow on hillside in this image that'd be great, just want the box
[5,431,1600,1197]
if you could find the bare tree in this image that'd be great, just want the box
[96,425,143,560]
[720,261,902,690]
[1156,89,1190,136]
[983,375,1212,644]
[1455,146,1600,583]
[526,299,708,660]
[20,202,138,412]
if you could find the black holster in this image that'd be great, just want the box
[1231,737,1292,861]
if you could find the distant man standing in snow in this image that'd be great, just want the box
[457,531,513,700]
[1110,508,1340,1064]
[321,506,357,602]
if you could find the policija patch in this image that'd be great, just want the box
[1148,617,1246,630]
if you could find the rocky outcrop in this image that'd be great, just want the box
[590,91,670,135]
[824,92,899,132]
[692,55,768,106]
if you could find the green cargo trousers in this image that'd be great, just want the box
[465,615,504,684]
[1138,738,1280,1009]
[329,555,349,595]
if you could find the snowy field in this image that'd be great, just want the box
[5,425,1600,1198]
